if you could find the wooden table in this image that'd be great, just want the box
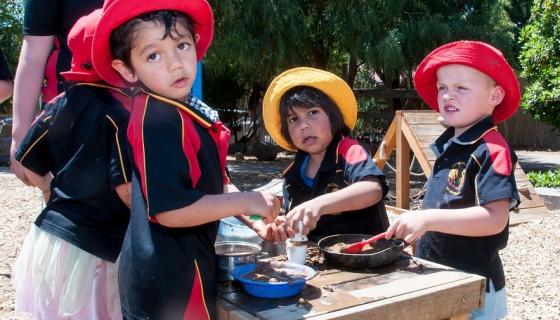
[217,255,485,320]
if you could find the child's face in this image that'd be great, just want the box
[436,64,505,136]
[286,105,333,157]
[112,20,199,101]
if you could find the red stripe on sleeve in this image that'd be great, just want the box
[128,94,149,199]
[179,111,202,187]
[209,122,231,185]
[482,130,513,176]
[338,137,368,164]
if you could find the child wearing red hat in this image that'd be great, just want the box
[385,40,521,319]
[92,0,280,318]
[12,8,132,319]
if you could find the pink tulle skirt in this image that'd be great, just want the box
[12,226,122,320]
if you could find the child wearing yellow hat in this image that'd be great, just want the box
[263,67,389,239]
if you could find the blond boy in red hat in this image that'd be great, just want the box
[385,41,521,319]
[12,9,132,319]
[92,0,280,318]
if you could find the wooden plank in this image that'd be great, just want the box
[402,116,433,177]
[408,124,447,136]
[310,270,374,288]
[373,117,397,169]
[396,112,411,209]
[402,111,442,125]
[510,206,550,226]
[515,167,531,182]
[416,135,439,146]
[218,257,485,320]
[386,205,407,215]
[518,192,545,209]
[421,146,438,162]
[307,277,484,320]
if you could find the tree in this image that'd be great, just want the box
[203,1,519,147]
[206,1,517,101]
[519,0,560,130]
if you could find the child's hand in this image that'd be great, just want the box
[385,210,429,243]
[251,216,293,243]
[247,191,281,223]
[285,200,321,235]
[251,219,273,241]
[42,190,50,203]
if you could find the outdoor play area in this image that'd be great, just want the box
[1,1,560,319]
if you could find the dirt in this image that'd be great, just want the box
[242,261,306,283]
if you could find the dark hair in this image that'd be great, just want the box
[110,10,195,68]
[279,86,350,148]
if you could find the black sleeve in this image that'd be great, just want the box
[0,48,12,80]
[141,104,204,216]
[16,99,61,174]
[23,0,62,36]
[106,113,132,188]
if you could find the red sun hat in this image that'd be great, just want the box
[61,9,103,83]
[92,0,213,87]
[413,40,521,123]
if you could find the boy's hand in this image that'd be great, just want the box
[247,191,281,223]
[115,182,132,208]
[10,140,32,186]
[251,219,273,241]
[42,190,50,202]
[251,216,292,243]
[385,210,429,244]
[285,200,322,235]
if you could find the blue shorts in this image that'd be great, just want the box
[470,280,507,319]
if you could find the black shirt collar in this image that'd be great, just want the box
[284,135,343,183]
[141,89,215,128]
[432,116,497,155]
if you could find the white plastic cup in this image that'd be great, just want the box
[286,240,307,265]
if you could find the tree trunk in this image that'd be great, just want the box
[346,54,358,88]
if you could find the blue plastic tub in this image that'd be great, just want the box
[231,262,316,299]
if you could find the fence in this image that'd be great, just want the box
[355,109,560,151]
[498,111,560,150]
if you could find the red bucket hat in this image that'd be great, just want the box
[413,40,521,123]
[92,0,213,87]
[61,9,103,83]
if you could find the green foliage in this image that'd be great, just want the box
[528,169,560,188]
[204,0,518,115]
[0,0,23,114]
[519,0,560,130]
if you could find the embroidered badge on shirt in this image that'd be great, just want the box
[446,162,466,195]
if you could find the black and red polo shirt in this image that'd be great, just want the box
[16,83,132,262]
[417,116,520,292]
[119,91,230,320]
[283,135,389,242]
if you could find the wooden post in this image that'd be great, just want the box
[396,111,410,209]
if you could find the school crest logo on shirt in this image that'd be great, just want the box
[326,183,342,215]
[446,162,466,195]
[326,182,340,193]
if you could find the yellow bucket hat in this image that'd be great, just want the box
[262,67,357,151]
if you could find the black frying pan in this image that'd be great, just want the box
[317,234,404,269]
